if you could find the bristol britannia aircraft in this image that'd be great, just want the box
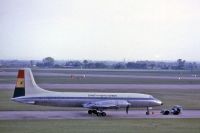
[12,68,163,117]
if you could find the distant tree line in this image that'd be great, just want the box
[33,57,199,70]
[0,57,199,70]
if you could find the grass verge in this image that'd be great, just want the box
[0,119,200,133]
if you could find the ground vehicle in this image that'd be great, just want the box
[161,105,182,115]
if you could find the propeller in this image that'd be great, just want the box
[126,105,129,114]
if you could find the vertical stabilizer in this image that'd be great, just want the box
[13,68,48,98]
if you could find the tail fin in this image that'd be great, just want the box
[13,70,25,98]
[13,68,48,98]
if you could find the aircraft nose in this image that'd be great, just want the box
[158,100,163,106]
[154,99,163,106]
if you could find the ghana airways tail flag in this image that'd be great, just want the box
[13,70,25,98]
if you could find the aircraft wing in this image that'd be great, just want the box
[83,100,130,110]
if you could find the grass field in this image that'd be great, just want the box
[0,119,200,133]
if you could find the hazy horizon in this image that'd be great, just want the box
[1,0,200,61]
[0,58,198,63]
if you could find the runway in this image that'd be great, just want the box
[0,110,200,120]
[0,71,200,80]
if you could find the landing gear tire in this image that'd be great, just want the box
[92,110,97,114]
[88,110,107,117]
[146,111,150,115]
[96,112,101,116]
[101,112,106,117]
[88,110,93,115]
[96,112,106,117]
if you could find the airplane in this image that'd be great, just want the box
[11,68,163,117]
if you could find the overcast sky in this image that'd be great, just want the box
[0,0,200,61]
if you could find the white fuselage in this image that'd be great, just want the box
[12,91,162,109]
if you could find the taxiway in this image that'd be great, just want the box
[0,110,199,120]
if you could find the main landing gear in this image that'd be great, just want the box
[146,107,153,115]
[146,107,150,115]
[88,110,107,117]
